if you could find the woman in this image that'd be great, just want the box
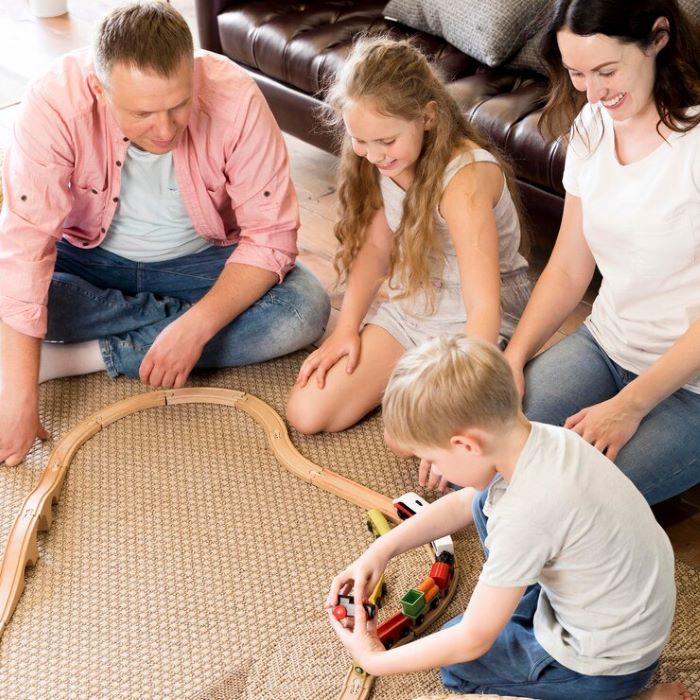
[504,0,700,506]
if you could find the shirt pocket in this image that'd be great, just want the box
[65,181,108,235]
[633,214,697,279]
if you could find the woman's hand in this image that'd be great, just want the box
[296,327,361,389]
[565,395,645,461]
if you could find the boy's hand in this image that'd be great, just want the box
[296,327,361,389]
[326,547,389,617]
[327,601,385,669]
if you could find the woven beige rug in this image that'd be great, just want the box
[1,356,699,700]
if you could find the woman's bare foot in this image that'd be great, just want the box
[635,682,692,700]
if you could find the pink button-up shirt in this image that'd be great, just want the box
[0,49,299,338]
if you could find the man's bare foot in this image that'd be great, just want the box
[634,682,692,700]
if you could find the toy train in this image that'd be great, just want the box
[392,492,454,559]
[377,550,454,648]
[333,594,377,621]
[335,495,456,648]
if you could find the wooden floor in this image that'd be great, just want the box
[0,3,698,567]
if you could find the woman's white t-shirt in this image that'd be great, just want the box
[563,103,700,394]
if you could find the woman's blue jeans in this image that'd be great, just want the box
[46,241,330,378]
[523,324,700,505]
[439,489,658,699]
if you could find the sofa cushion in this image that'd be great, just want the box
[383,0,542,67]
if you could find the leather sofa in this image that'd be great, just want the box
[195,0,566,262]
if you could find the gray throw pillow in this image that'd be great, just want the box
[383,0,546,67]
[384,0,700,73]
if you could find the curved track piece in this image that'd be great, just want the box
[0,388,399,638]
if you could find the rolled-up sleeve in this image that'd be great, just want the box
[0,84,74,338]
[222,84,299,281]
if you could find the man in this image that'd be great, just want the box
[0,1,330,466]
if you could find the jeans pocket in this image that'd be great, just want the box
[529,651,558,682]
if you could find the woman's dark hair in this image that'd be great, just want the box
[538,0,700,138]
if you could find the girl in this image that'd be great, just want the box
[504,0,700,507]
[286,37,531,435]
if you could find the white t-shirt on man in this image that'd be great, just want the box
[479,422,675,676]
[102,144,212,262]
[563,103,700,393]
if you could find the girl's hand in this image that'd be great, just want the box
[296,327,361,389]
[565,395,645,461]
[418,458,450,493]
[327,601,385,669]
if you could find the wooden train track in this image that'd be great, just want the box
[0,387,457,699]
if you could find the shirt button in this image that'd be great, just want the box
[113,197,119,203]
[82,242,89,247]
[20,195,27,201]
[91,188,98,194]
[100,227,106,233]
[116,160,122,167]
[122,137,129,142]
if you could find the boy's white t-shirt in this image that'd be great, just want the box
[563,103,700,394]
[479,422,675,676]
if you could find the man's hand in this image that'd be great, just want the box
[139,314,207,388]
[0,322,48,465]
[565,394,645,461]
[0,393,49,466]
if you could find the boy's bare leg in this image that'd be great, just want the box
[634,682,692,699]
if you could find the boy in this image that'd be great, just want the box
[327,335,683,700]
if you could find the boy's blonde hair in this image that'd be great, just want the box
[93,0,193,87]
[382,335,519,449]
[324,36,526,311]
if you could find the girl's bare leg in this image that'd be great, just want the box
[286,324,404,434]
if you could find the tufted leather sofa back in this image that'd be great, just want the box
[195,0,567,257]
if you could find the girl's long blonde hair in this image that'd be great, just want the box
[325,36,525,305]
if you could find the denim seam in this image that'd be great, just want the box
[52,279,128,310]
[528,650,555,681]
[262,294,304,323]
[576,325,627,391]
[98,338,119,378]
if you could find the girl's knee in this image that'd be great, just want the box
[285,388,333,434]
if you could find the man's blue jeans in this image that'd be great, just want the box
[46,241,330,378]
[439,489,658,699]
[523,324,700,505]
